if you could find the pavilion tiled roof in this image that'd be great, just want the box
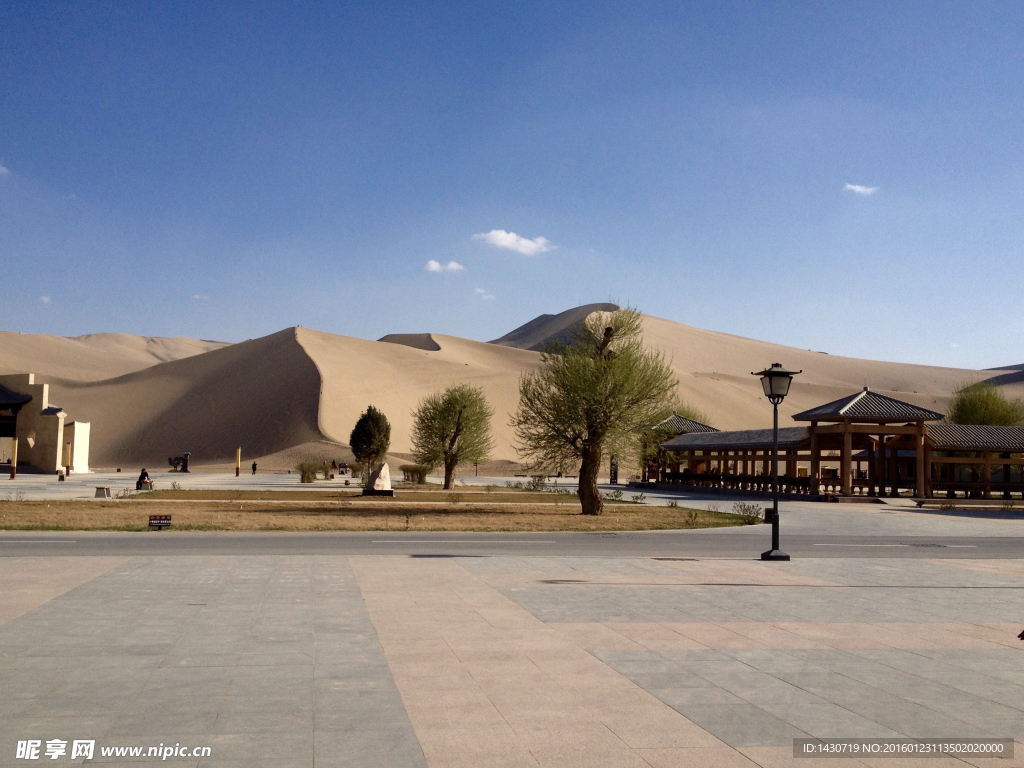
[928,424,1024,452]
[0,383,32,411]
[662,427,809,452]
[655,413,718,435]
[792,388,944,422]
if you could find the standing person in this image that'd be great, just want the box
[251,461,257,475]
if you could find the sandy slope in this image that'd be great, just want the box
[0,331,229,381]
[640,314,977,430]
[296,327,539,461]
[43,329,321,466]
[4,309,1019,468]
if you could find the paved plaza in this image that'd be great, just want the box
[2,501,1024,767]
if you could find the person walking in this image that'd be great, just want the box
[251,461,257,475]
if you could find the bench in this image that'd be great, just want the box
[95,486,112,499]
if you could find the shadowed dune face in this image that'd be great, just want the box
[0,331,230,381]
[45,329,322,466]
[377,333,442,352]
[489,303,620,351]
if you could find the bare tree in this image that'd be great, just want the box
[512,307,677,515]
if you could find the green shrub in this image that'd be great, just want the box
[947,382,1024,426]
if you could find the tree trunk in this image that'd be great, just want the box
[578,443,604,515]
[443,458,456,490]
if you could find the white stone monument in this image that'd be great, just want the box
[362,462,394,496]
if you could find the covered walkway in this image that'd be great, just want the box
[660,388,1024,500]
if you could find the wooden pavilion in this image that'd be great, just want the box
[659,387,1024,500]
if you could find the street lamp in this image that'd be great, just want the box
[752,363,801,561]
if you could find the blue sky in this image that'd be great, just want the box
[2,1,1022,369]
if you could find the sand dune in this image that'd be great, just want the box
[489,302,620,350]
[0,331,229,381]
[297,327,539,462]
[43,329,321,466]
[3,308,1019,468]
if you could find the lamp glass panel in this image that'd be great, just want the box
[760,376,772,397]
[771,375,793,397]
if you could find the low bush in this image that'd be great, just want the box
[732,502,764,525]
[296,461,320,484]
[399,464,430,484]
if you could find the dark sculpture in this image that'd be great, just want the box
[168,452,191,472]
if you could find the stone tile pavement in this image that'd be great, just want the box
[1,553,1024,767]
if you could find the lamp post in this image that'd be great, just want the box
[752,363,801,562]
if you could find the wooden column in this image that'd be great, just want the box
[876,435,885,496]
[809,424,820,496]
[924,443,933,498]
[915,422,926,498]
[841,420,852,496]
[983,450,993,499]
[867,437,876,496]
[1004,455,1013,500]
[889,438,899,497]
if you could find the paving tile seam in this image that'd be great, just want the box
[662,644,915,742]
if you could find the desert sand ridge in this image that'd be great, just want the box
[489,302,620,350]
[296,327,539,464]
[3,309,1020,467]
[0,331,229,382]
[41,329,321,466]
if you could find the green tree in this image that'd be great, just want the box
[411,385,494,490]
[511,307,678,515]
[349,405,392,481]
[946,382,1024,426]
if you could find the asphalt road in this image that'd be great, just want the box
[1,529,1022,558]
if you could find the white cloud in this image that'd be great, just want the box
[40,296,51,304]
[475,288,496,300]
[193,294,210,300]
[844,183,878,196]
[472,229,552,255]
[425,260,464,272]
[0,165,9,175]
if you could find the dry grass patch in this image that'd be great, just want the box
[0,500,747,532]
[141,488,564,504]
